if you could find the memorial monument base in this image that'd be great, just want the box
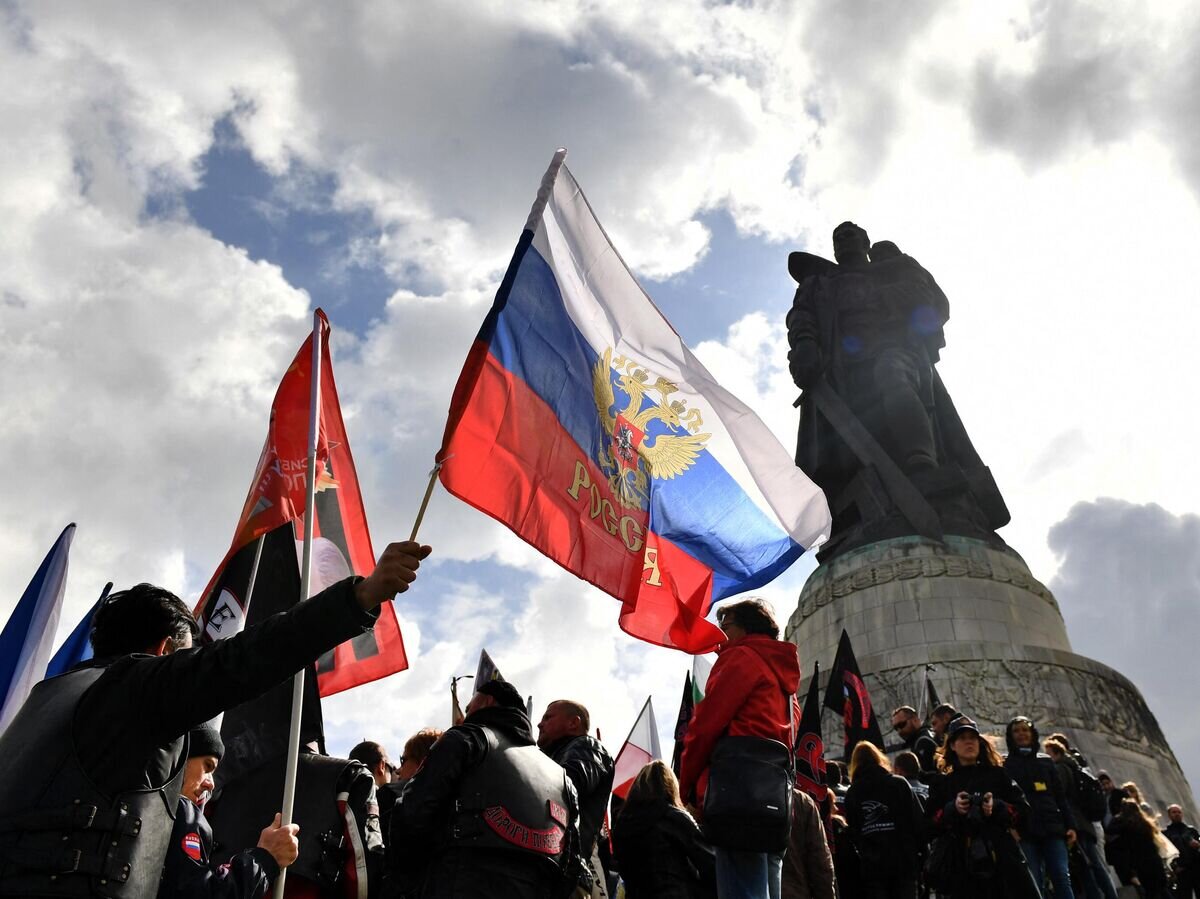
[786,534,1197,818]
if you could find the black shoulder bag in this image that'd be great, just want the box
[701,683,795,853]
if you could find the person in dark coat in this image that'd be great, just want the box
[843,741,924,899]
[389,680,581,899]
[1105,798,1172,899]
[537,700,615,897]
[0,541,430,899]
[1164,804,1200,899]
[925,717,1037,899]
[1003,716,1076,899]
[159,724,297,899]
[610,761,715,899]
[890,707,938,775]
[1044,737,1119,899]
[781,787,835,899]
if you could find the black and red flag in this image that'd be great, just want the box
[794,661,828,803]
[670,671,694,778]
[194,309,407,695]
[822,629,885,759]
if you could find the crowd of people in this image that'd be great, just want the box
[0,548,1196,899]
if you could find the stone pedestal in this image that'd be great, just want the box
[786,534,1197,818]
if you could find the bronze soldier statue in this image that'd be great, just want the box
[786,222,1008,559]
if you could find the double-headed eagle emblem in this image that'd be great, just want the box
[591,347,711,511]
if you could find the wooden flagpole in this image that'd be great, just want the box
[273,311,323,899]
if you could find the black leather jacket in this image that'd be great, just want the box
[543,734,614,855]
[390,706,580,899]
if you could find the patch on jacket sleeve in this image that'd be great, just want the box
[181,832,203,861]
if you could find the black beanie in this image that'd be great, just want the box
[188,722,225,760]
[476,679,526,711]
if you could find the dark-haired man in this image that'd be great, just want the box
[891,706,938,774]
[679,597,800,899]
[537,701,614,898]
[0,540,430,898]
[929,703,961,745]
[390,679,581,899]
[1165,804,1200,899]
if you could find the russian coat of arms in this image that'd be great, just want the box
[591,347,711,512]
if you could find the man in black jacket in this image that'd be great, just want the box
[890,706,938,774]
[0,539,430,899]
[159,723,297,899]
[1165,804,1200,898]
[390,680,581,899]
[537,701,615,899]
[1004,715,1076,899]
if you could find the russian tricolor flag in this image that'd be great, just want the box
[439,150,830,653]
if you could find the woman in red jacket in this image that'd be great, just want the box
[679,598,800,899]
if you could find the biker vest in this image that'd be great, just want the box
[0,665,187,898]
[447,728,572,864]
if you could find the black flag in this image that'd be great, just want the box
[670,671,694,777]
[794,661,828,803]
[923,666,940,721]
[823,629,885,759]
[206,523,325,789]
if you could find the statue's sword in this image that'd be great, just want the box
[797,379,945,543]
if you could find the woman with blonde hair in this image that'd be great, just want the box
[611,760,716,899]
[1104,797,1173,898]
[843,741,924,899]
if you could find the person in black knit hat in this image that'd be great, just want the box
[158,722,299,898]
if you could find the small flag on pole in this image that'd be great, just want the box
[922,665,940,720]
[823,629,885,758]
[0,524,76,734]
[438,150,831,653]
[612,697,663,799]
[473,649,504,690]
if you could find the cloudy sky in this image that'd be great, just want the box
[3,0,1200,793]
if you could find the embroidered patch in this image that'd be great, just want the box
[547,800,568,827]
[482,805,563,855]
[181,832,203,861]
[1033,781,1048,792]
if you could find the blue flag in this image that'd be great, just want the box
[0,523,76,733]
[45,582,110,678]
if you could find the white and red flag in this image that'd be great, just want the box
[612,696,663,799]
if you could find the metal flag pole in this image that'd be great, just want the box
[273,311,323,899]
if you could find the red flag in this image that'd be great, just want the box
[196,310,407,695]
